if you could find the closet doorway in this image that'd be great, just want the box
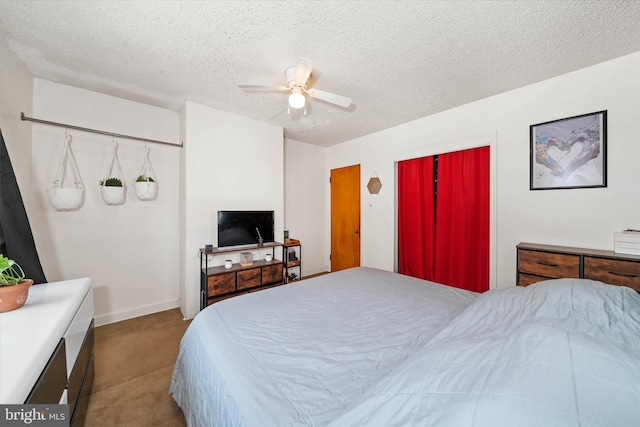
[330,164,361,272]
[397,146,490,293]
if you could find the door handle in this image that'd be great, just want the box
[354,229,359,234]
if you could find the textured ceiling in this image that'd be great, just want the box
[1,1,639,147]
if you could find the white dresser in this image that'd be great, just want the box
[0,278,94,426]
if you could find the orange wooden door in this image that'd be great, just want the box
[331,164,361,272]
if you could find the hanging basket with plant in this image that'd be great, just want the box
[47,129,85,211]
[0,254,33,313]
[134,144,158,201]
[100,139,126,205]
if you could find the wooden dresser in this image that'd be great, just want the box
[517,242,640,291]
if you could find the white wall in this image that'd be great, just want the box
[6,33,637,326]
[284,138,328,275]
[0,40,33,205]
[180,101,283,319]
[29,79,181,325]
[325,52,640,289]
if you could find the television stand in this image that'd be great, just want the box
[199,242,285,309]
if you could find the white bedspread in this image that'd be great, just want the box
[330,278,640,427]
[170,267,477,426]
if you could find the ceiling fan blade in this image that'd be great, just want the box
[307,88,352,108]
[238,84,290,91]
[293,57,313,84]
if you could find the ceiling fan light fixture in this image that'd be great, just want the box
[240,57,350,113]
[288,87,306,109]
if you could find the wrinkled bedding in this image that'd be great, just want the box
[330,278,640,427]
[169,267,477,426]
[170,271,640,427]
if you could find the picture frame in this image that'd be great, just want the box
[530,111,607,190]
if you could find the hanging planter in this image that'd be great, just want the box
[100,139,126,205]
[47,129,85,211]
[100,177,125,205]
[134,177,157,200]
[134,144,158,201]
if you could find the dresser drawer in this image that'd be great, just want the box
[207,273,236,296]
[583,257,640,291]
[68,320,94,418]
[262,263,283,284]
[519,250,580,279]
[517,273,548,287]
[26,339,67,404]
[237,268,261,290]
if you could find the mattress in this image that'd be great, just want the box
[171,271,640,426]
[170,267,478,426]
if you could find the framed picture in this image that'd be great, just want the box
[530,111,607,190]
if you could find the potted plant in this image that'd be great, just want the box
[100,177,126,205]
[134,174,158,201]
[0,254,33,313]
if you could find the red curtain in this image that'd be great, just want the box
[397,146,490,293]
[434,146,490,292]
[397,156,435,281]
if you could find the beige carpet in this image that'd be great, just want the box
[84,308,190,427]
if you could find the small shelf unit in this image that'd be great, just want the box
[283,239,302,283]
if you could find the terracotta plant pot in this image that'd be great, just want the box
[0,279,34,313]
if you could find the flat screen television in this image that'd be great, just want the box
[217,210,275,248]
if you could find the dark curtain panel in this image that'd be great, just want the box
[434,146,490,292]
[0,129,47,284]
[397,156,436,281]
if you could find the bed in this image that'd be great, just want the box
[170,267,640,426]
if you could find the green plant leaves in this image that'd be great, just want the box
[99,177,123,187]
[0,254,25,286]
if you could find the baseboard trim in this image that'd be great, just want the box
[94,299,179,327]
[302,271,330,280]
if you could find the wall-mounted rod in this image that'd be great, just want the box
[21,112,182,148]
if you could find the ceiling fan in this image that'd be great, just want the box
[239,57,352,112]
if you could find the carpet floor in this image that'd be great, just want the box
[83,274,329,426]
[84,308,190,427]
